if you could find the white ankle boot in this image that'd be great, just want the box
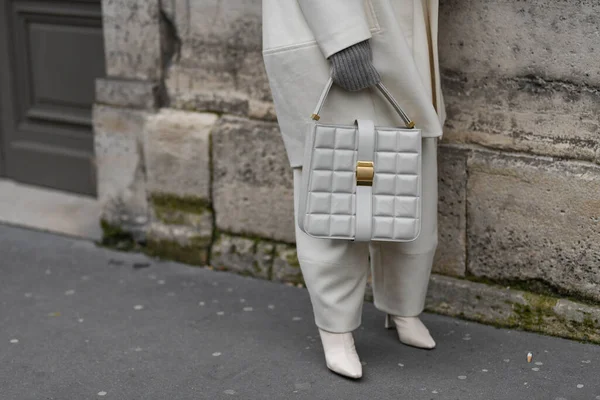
[385,314,436,349]
[318,328,363,379]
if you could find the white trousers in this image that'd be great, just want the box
[292,137,439,333]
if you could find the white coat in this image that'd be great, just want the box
[262,0,446,168]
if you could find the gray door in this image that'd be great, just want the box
[0,0,105,196]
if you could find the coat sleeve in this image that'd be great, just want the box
[296,0,372,58]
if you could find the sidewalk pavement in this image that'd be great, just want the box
[1,224,599,400]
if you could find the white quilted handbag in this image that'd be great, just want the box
[297,77,422,242]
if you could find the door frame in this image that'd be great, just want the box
[0,0,10,177]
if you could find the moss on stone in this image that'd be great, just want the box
[219,228,296,247]
[99,219,139,251]
[285,252,300,268]
[471,291,598,344]
[507,293,559,331]
[153,207,186,225]
[582,315,597,330]
[145,236,210,267]
[252,260,263,274]
[150,193,212,216]
[463,274,599,307]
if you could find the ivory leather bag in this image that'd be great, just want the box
[297,77,422,242]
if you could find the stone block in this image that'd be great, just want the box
[145,109,218,200]
[93,105,150,240]
[211,116,295,243]
[210,233,273,279]
[248,99,277,122]
[440,73,600,163]
[169,85,249,116]
[439,0,600,163]
[102,0,162,80]
[433,145,468,276]
[466,149,600,302]
[145,191,214,265]
[96,78,160,109]
[161,0,271,105]
[425,274,600,343]
[150,193,213,233]
[272,244,303,285]
[146,221,212,266]
[184,0,262,50]
[439,0,600,85]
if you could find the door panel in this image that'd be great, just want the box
[0,0,104,196]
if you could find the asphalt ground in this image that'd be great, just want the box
[1,224,599,400]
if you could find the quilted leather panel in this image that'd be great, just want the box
[301,124,422,241]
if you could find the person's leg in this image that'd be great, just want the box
[293,167,369,378]
[293,167,370,333]
[369,136,438,315]
[369,137,439,347]
[369,248,436,317]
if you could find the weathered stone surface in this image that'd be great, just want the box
[255,241,276,280]
[161,0,271,106]
[96,78,160,109]
[159,0,175,22]
[426,274,600,343]
[145,109,218,199]
[427,275,523,325]
[434,0,600,316]
[433,145,468,276]
[102,0,162,80]
[466,149,600,302]
[145,191,213,265]
[151,194,212,228]
[441,73,600,163]
[248,99,277,122]
[210,233,273,279]
[439,0,600,163]
[169,86,249,116]
[212,116,295,243]
[439,0,600,86]
[147,220,212,247]
[93,105,150,240]
[272,244,303,285]
[146,221,212,266]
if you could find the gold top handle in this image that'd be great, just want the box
[310,77,415,129]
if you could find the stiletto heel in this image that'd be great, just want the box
[384,313,393,329]
[385,314,437,349]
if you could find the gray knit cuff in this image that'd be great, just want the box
[328,40,381,91]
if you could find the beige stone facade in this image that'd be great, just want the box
[94,0,600,342]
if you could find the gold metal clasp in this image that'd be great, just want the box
[311,113,321,121]
[356,161,374,186]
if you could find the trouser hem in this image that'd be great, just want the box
[314,317,362,334]
[373,301,426,318]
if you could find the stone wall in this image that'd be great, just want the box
[93,0,600,343]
